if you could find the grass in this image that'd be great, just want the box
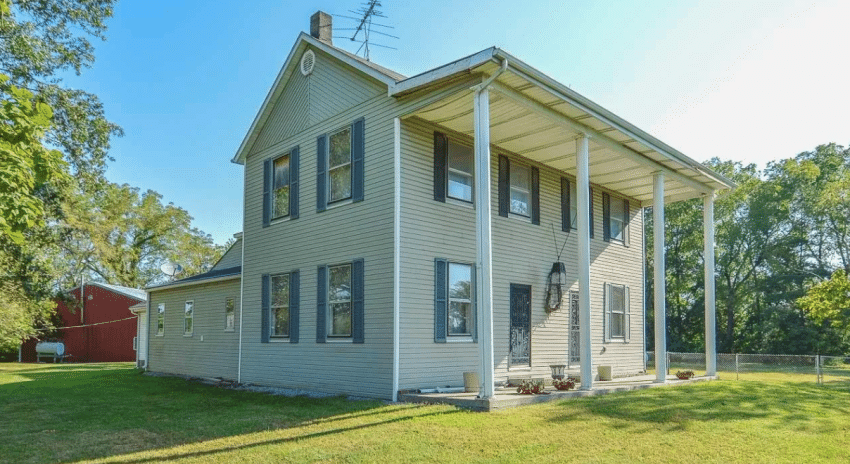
[2,363,849,463]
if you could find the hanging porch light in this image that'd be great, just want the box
[545,262,567,312]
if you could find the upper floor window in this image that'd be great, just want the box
[603,193,629,244]
[499,155,539,223]
[317,119,365,211]
[329,127,352,203]
[447,140,474,203]
[560,178,594,237]
[272,154,291,219]
[509,163,531,217]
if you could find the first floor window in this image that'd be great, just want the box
[328,264,352,337]
[271,274,290,338]
[184,301,194,336]
[328,127,352,203]
[605,283,629,341]
[156,303,165,336]
[225,298,235,331]
[448,263,473,336]
[272,154,291,219]
[447,139,473,202]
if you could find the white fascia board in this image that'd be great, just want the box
[493,49,736,190]
[389,48,497,97]
[146,274,240,292]
[232,33,398,165]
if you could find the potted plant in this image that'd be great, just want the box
[552,376,577,391]
[516,379,545,394]
[675,370,695,380]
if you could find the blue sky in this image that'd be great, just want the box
[64,0,849,245]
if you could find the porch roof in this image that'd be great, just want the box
[392,48,735,206]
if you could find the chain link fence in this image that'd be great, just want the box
[647,352,850,384]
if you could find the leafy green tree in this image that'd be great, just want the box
[798,270,850,341]
[60,183,225,288]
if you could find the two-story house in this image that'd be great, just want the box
[144,12,734,401]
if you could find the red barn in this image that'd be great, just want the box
[21,283,146,362]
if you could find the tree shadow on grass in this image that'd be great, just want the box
[548,381,850,431]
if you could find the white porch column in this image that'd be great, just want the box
[704,192,717,376]
[653,173,667,382]
[474,87,495,399]
[577,135,593,390]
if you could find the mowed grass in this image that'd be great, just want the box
[2,363,849,464]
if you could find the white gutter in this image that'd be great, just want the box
[392,117,401,402]
[146,274,240,292]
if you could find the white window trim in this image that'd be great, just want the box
[446,139,474,204]
[327,263,353,338]
[605,283,629,342]
[447,261,474,338]
[327,126,353,205]
[183,300,194,337]
[224,297,235,332]
[270,273,290,339]
[609,196,626,243]
[271,152,292,221]
[156,303,165,337]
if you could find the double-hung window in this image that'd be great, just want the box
[603,193,629,244]
[434,259,475,342]
[604,283,630,342]
[225,298,235,331]
[509,163,531,217]
[272,154,291,219]
[560,178,593,237]
[270,274,290,338]
[156,303,165,336]
[328,264,352,337]
[447,140,474,203]
[184,301,194,336]
[328,127,352,203]
[448,263,473,336]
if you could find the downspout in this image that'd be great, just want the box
[392,117,401,402]
[642,207,647,373]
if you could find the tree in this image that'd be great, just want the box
[60,183,225,288]
[798,270,850,341]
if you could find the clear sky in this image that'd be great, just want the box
[64,0,850,245]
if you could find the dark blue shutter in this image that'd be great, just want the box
[498,155,509,217]
[316,135,327,212]
[352,258,365,344]
[433,132,447,202]
[351,119,365,203]
[290,270,299,343]
[290,146,299,220]
[316,265,327,343]
[470,264,477,343]
[531,166,540,225]
[623,199,630,247]
[434,258,447,342]
[561,177,570,232]
[589,187,595,238]
[261,274,270,343]
[262,159,271,227]
[603,192,611,242]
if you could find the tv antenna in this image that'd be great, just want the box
[334,1,398,61]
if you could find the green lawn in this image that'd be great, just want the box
[2,363,848,463]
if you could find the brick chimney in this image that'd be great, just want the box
[310,11,332,45]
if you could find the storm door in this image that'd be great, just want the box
[569,291,580,367]
[509,284,531,367]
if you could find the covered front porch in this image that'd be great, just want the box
[392,48,735,399]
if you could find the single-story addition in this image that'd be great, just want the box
[142,12,734,401]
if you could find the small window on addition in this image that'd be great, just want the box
[225,298,235,331]
[184,301,194,336]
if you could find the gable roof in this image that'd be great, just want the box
[146,266,241,292]
[232,33,404,165]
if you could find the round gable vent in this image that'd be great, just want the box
[300,50,316,76]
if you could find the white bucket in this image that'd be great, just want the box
[463,371,480,392]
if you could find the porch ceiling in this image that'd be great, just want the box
[400,58,733,206]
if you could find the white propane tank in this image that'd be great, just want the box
[35,342,65,357]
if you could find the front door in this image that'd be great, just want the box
[509,284,531,368]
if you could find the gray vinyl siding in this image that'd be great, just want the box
[211,238,242,271]
[147,278,241,380]
[397,118,645,390]
[240,48,396,399]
